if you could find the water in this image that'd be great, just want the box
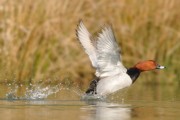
[0,83,179,120]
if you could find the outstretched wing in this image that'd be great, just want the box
[97,26,127,77]
[76,21,98,68]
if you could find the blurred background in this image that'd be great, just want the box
[0,0,179,88]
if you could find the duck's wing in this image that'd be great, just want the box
[76,21,98,68]
[97,26,127,77]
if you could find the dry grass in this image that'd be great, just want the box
[0,0,179,85]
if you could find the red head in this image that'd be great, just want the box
[134,60,165,72]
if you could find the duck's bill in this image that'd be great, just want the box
[156,65,166,69]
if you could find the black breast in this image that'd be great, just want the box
[126,68,141,83]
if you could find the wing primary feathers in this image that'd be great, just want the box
[76,20,98,69]
[76,21,126,78]
[96,25,126,77]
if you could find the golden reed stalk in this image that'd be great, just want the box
[0,0,179,85]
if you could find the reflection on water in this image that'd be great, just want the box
[82,101,131,120]
[81,100,180,120]
[0,83,180,120]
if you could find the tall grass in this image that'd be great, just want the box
[0,0,179,85]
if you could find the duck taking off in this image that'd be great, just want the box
[76,21,165,96]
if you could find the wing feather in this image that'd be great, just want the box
[76,21,98,68]
[97,26,127,77]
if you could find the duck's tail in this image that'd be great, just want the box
[85,77,100,95]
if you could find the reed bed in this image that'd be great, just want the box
[0,0,179,86]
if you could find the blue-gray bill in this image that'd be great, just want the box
[156,65,166,69]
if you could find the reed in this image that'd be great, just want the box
[0,0,179,86]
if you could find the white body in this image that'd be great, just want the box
[76,21,132,96]
[97,74,132,95]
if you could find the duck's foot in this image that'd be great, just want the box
[85,77,100,95]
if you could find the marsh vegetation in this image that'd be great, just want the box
[0,0,179,86]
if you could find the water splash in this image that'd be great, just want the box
[81,94,106,101]
[24,84,61,99]
[5,82,63,100]
[4,78,127,101]
[5,81,84,100]
[6,84,19,100]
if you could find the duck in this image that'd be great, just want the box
[76,20,165,96]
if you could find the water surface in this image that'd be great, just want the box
[0,83,179,120]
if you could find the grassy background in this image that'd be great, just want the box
[0,0,179,86]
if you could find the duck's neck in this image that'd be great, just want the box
[127,67,141,83]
